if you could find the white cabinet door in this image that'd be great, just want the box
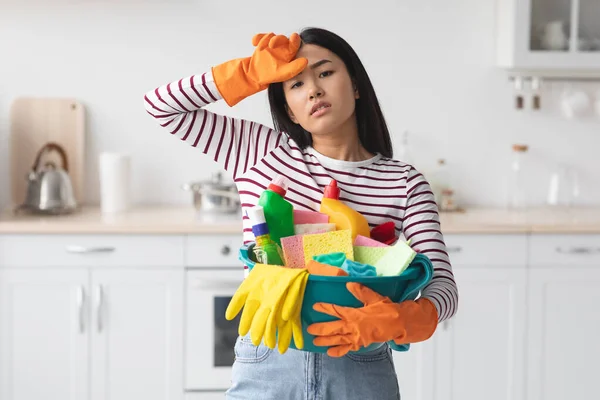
[496,0,600,74]
[0,269,89,400]
[434,268,527,400]
[527,268,600,400]
[90,269,184,400]
[393,340,435,400]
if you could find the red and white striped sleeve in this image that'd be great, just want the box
[143,71,285,178]
[403,166,458,323]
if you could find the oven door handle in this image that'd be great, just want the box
[191,279,242,290]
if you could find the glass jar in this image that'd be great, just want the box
[429,159,452,207]
[506,144,529,209]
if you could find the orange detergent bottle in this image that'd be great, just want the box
[319,179,370,240]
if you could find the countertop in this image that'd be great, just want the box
[1,205,600,234]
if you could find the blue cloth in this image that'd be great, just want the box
[226,334,401,399]
[342,259,377,277]
[312,252,347,267]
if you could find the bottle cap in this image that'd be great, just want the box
[246,205,266,225]
[268,175,288,197]
[246,206,270,237]
[323,179,340,199]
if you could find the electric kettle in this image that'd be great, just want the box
[17,142,78,214]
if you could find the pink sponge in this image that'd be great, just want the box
[293,210,329,224]
[354,235,389,247]
[280,235,306,268]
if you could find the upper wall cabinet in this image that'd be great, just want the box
[496,0,600,77]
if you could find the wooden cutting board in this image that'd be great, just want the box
[10,98,86,207]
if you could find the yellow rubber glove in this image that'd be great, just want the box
[225,264,308,347]
[273,270,309,354]
[212,32,308,106]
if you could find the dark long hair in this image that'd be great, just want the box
[267,27,393,158]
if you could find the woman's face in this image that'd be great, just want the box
[283,44,359,138]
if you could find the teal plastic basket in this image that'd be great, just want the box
[238,242,434,354]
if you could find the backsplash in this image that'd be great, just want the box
[1,0,599,211]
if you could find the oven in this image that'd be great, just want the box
[184,267,244,393]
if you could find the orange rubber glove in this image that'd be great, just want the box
[306,282,438,357]
[212,32,308,106]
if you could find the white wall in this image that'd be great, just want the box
[1,0,599,210]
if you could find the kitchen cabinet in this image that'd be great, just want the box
[433,268,527,400]
[0,234,185,400]
[0,269,89,400]
[496,0,600,76]
[395,234,528,400]
[0,268,184,400]
[1,228,599,400]
[90,269,183,400]
[393,341,435,400]
[430,234,528,400]
[526,233,600,400]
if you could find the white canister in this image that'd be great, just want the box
[99,152,131,214]
[560,89,591,119]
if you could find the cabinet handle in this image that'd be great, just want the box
[446,246,462,253]
[191,278,241,290]
[555,246,599,255]
[77,286,86,334]
[221,245,231,256]
[96,285,104,333]
[66,245,116,254]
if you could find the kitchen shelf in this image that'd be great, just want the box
[496,0,600,78]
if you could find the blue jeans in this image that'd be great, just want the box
[225,334,401,400]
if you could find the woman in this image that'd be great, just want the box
[144,27,458,400]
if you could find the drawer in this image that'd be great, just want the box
[0,234,185,268]
[529,234,600,267]
[185,234,244,267]
[443,234,528,267]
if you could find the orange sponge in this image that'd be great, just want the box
[306,260,349,277]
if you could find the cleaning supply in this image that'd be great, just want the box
[211,33,307,106]
[280,235,306,268]
[341,259,377,277]
[246,205,284,266]
[258,175,295,247]
[302,229,354,265]
[225,263,308,348]
[294,223,336,235]
[307,282,438,357]
[274,270,309,353]
[293,209,329,224]
[373,240,417,276]
[312,252,347,268]
[319,180,370,240]
[353,246,389,266]
[306,260,349,277]
[370,221,398,245]
[354,235,388,247]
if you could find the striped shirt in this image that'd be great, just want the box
[143,71,458,323]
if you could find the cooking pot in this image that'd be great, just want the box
[17,142,78,215]
[181,172,240,214]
